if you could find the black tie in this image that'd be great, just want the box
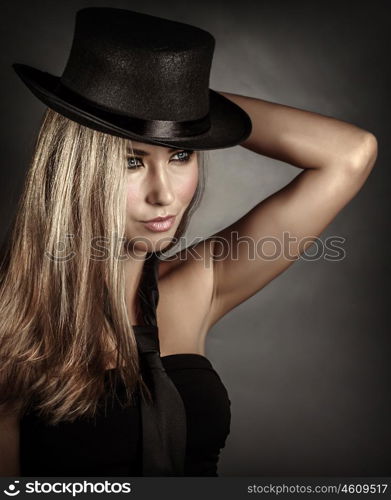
[134,252,187,476]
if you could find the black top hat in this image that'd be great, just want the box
[12,7,252,150]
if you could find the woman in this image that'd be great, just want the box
[0,7,377,477]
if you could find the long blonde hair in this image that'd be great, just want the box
[0,108,206,425]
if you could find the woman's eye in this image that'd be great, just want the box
[126,150,193,170]
[172,150,193,162]
[127,156,143,170]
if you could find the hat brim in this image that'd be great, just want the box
[12,63,252,151]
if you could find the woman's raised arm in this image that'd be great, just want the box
[203,91,377,330]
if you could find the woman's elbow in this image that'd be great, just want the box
[347,132,378,175]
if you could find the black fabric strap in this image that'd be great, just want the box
[135,253,187,476]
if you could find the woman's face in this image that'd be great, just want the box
[124,140,199,253]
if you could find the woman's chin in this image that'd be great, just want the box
[124,232,178,255]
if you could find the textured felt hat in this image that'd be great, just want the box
[12,7,252,151]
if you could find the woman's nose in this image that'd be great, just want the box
[145,167,175,206]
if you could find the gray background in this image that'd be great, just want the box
[1,0,390,476]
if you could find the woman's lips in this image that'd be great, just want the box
[142,215,176,232]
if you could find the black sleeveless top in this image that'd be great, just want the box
[19,255,231,476]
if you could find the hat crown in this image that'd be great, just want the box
[60,7,216,121]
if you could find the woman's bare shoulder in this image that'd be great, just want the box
[156,238,216,348]
[157,238,215,281]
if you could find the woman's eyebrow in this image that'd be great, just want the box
[127,147,181,156]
